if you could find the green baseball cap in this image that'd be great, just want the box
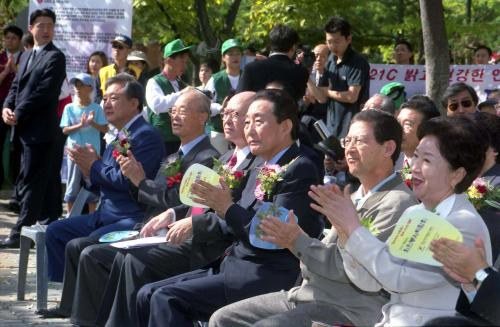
[221,39,242,55]
[163,39,194,58]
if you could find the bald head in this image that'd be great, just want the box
[223,91,256,148]
[313,44,329,72]
[314,44,329,56]
[226,91,255,114]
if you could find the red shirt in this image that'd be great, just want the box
[0,51,22,104]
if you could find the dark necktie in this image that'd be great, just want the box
[177,149,184,160]
[27,50,36,70]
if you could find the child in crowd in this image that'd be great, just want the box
[60,73,108,213]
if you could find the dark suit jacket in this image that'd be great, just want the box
[219,143,324,302]
[87,116,165,227]
[189,150,263,268]
[136,135,220,220]
[4,42,66,144]
[479,164,500,260]
[456,269,500,326]
[237,54,309,102]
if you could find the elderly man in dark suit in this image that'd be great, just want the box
[135,89,323,327]
[94,91,261,327]
[38,89,220,324]
[237,24,309,102]
[44,74,165,283]
[210,110,418,327]
[0,9,66,248]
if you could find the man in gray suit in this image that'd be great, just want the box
[210,110,418,327]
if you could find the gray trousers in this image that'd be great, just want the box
[209,290,352,327]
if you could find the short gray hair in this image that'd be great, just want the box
[105,73,144,111]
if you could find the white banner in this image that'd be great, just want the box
[369,64,500,101]
[29,0,133,79]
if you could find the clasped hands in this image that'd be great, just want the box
[66,143,99,177]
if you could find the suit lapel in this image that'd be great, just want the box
[180,135,212,171]
[238,144,299,210]
[276,143,300,167]
[22,42,53,78]
[358,173,404,216]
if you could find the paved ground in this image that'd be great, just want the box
[0,190,72,327]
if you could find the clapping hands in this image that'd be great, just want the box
[308,183,360,245]
[66,143,99,177]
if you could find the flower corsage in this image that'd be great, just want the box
[400,165,412,189]
[213,157,245,190]
[111,129,131,159]
[467,177,500,210]
[254,158,297,201]
[164,157,183,188]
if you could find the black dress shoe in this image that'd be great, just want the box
[0,236,20,248]
[36,307,70,318]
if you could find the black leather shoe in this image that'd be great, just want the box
[36,307,70,318]
[0,236,20,248]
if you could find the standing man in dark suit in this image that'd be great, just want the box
[135,89,323,327]
[0,9,66,248]
[237,25,309,103]
[44,74,165,282]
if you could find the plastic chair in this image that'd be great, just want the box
[17,188,90,311]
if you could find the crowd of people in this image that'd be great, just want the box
[0,8,499,327]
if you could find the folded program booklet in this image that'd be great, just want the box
[387,208,463,266]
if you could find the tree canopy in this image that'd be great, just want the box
[1,0,498,64]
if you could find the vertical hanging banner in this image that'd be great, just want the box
[29,0,133,78]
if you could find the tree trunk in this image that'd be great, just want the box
[419,0,450,115]
[195,0,217,47]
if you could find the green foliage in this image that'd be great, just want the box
[1,0,498,65]
[0,0,27,28]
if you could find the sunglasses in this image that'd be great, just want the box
[112,44,125,50]
[448,99,474,112]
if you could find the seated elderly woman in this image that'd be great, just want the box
[310,115,492,326]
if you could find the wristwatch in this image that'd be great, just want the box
[473,267,495,287]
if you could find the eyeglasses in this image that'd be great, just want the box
[168,108,188,118]
[112,44,125,50]
[448,100,474,112]
[340,136,372,148]
[221,110,240,121]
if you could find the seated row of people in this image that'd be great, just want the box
[40,78,498,326]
